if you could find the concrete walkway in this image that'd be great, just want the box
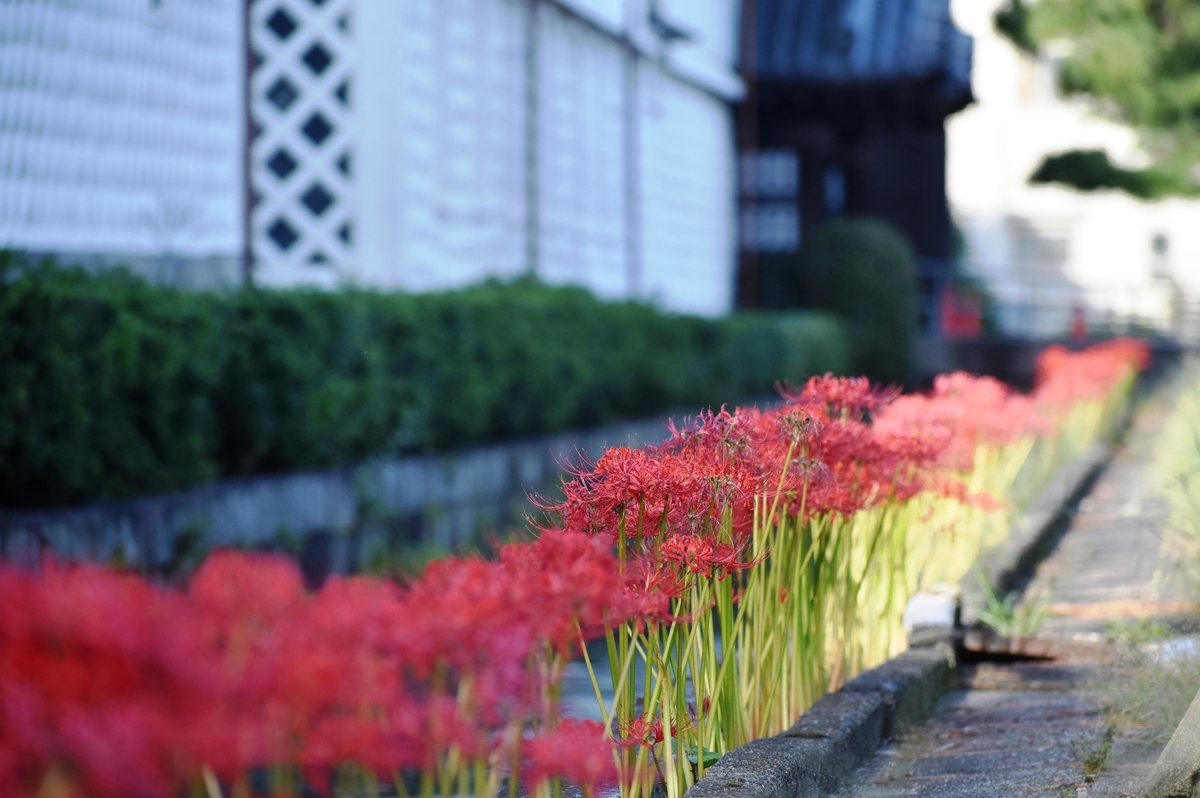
[832,385,1197,798]
[1027,394,1192,640]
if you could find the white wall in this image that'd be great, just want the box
[355,0,529,292]
[639,60,736,314]
[948,0,1200,337]
[313,0,741,315]
[537,2,630,300]
[658,0,744,101]
[0,0,740,312]
[0,0,244,279]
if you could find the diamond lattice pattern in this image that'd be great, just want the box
[251,0,356,283]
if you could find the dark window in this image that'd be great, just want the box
[740,205,799,252]
[266,148,298,180]
[740,150,798,198]
[335,151,352,178]
[334,79,351,108]
[301,41,334,76]
[300,183,336,217]
[739,150,800,252]
[336,221,353,246]
[267,217,300,251]
[266,7,298,41]
[301,112,334,146]
[266,77,300,112]
[824,166,845,216]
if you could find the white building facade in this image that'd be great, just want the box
[251,0,744,315]
[0,0,246,286]
[1,0,742,316]
[948,0,1200,340]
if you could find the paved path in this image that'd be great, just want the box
[833,383,1196,798]
[1027,390,1191,640]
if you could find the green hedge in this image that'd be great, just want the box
[799,218,918,385]
[745,218,919,385]
[0,254,848,510]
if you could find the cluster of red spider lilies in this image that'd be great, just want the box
[0,339,1148,798]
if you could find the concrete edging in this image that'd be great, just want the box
[0,416,673,573]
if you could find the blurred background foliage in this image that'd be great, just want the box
[799,219,918,385]
[755,217,919,385]
[996,0,1200,198]
[0,252,848,510]
[1029,148,1194,199]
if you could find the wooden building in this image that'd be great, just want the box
[736,0,975,307]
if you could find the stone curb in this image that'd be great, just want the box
[685,644,954,798]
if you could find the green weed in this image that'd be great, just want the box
[973,566,1050,637]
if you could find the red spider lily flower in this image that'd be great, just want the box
[783,374,899,420]
[687,696,713,720]
[549,447,717,545]
[190,549,307,624]
[658,534,717,578]
[0,562,230,798]
[498,528,635,646]
[612,558,690,629]
[271,577,414,781]
[187,552,317,771]
[524,720,618,798]
[618,717,664,749]
[656,534,757,581]
[926,476,1002,511]
[875,372,1043,473]
[617,715,687,751]
[1034,338,1148,414]
[0,339,1150,798]
[654,405,828,533]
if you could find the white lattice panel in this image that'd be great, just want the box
[250,0,356,285]
[0,0,242,261]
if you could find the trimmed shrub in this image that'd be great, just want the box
[798,218,918,384]
[0,254,848,510]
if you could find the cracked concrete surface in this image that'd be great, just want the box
[831,659,1113,798]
